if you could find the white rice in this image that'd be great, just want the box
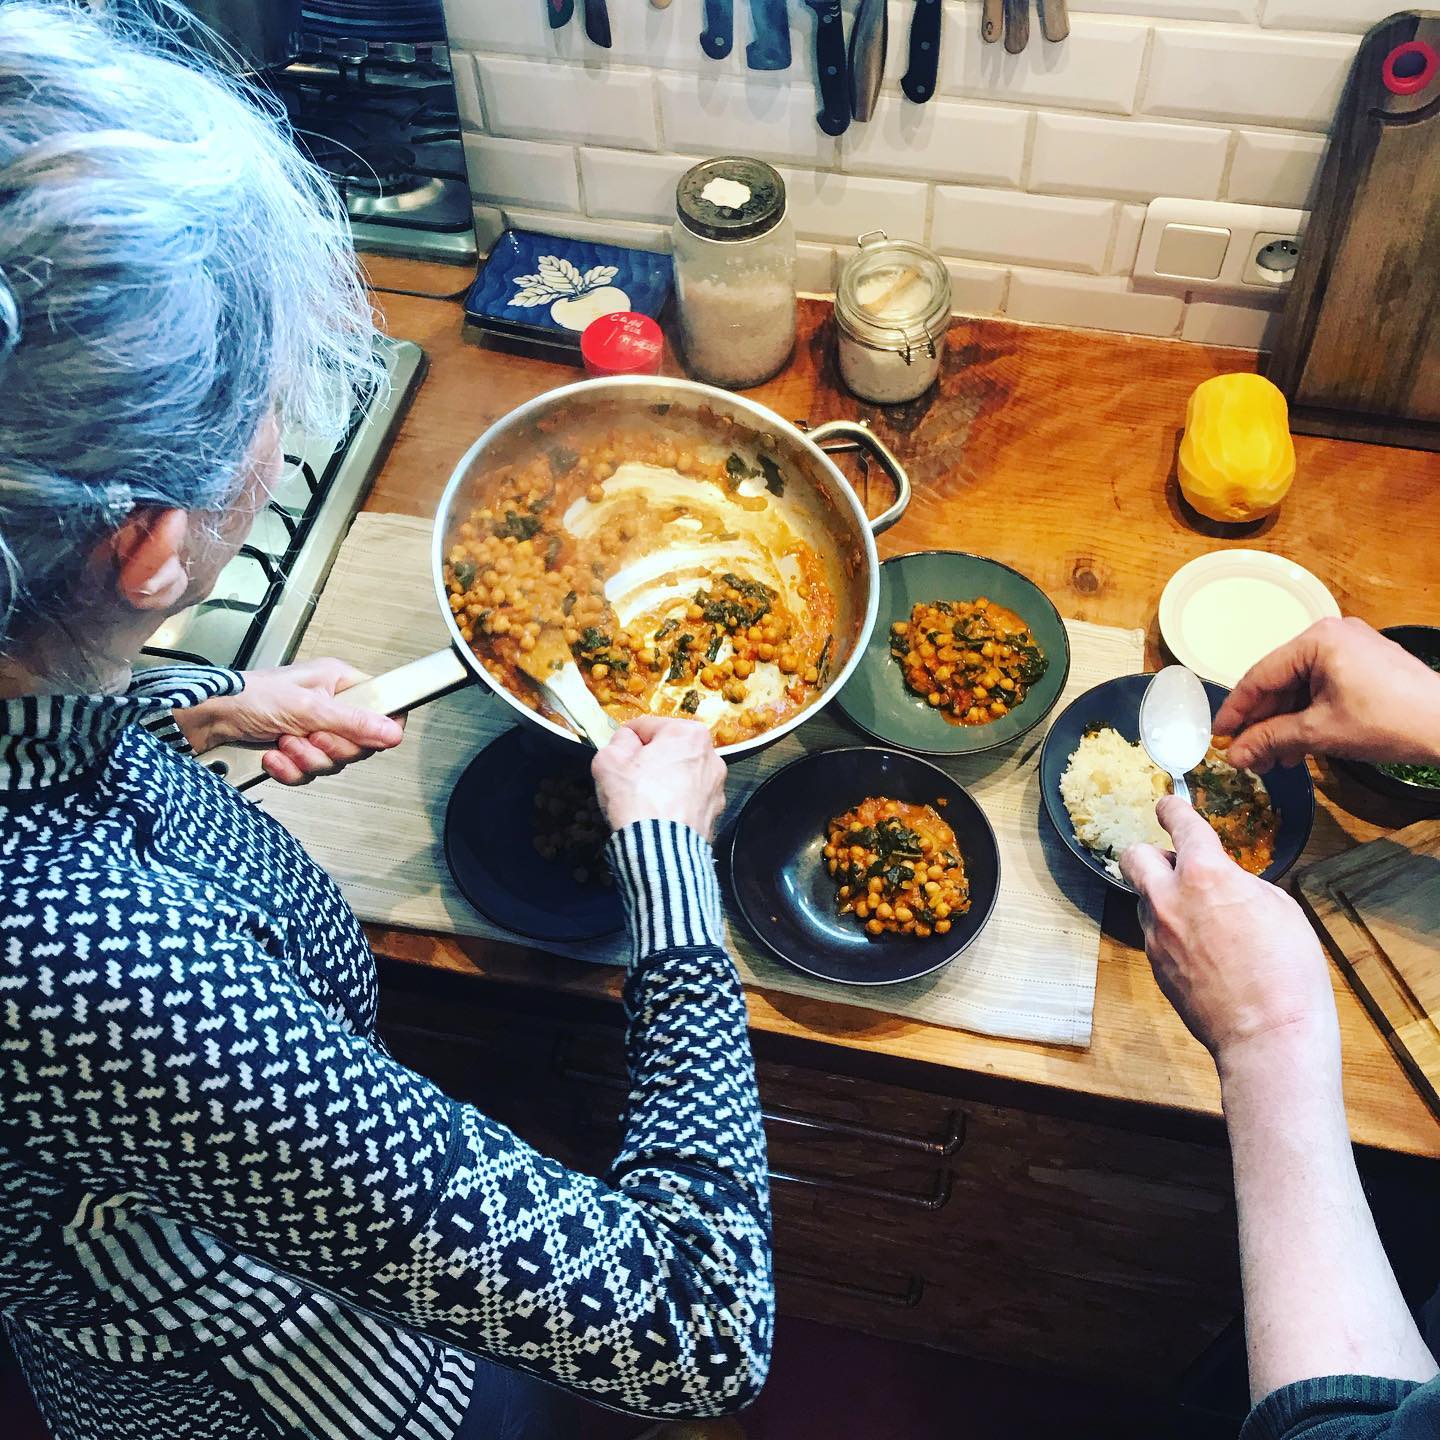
[1059,728,1170,879]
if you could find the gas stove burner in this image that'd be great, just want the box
[312,135,420,193]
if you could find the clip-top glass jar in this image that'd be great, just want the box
[834,232,952,405]
[673,156,797,390]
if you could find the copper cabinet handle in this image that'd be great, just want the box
[771,1164,953,1212]
[779,1265,924,1309]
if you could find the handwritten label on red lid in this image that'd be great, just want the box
[581,311,664,377]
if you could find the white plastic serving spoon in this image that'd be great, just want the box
[1139,665,1211,805]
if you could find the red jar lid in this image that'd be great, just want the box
[581,311,664,377]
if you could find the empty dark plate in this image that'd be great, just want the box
[1039,673,1316,896]
[727,748,1001,986]
[444,727,624,943]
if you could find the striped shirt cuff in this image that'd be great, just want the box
[605,819,728,965]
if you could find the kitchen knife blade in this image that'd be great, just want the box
[746,0,792,70]
[1002,0,1028,53]
[583,0,611,46]
[981,0,1002,43]
[548,0,574,27]
[848,0,887,121]
[700,0,735,58]
[901,0,942,103]
[804,0,850,135]
[1039,0,1070,42]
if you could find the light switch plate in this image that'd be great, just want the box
[1134,198,1307,295]
[1155,223,1230,281]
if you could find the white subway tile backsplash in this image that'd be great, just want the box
[779,169,930,244]
[843,99,1029,187]
[1030,114,1230,201]
[941,16,1150,115]
[797,243,837,295]
[933,188,1116,273]
[502,208,672,253]
[1227,130,1327,208]
[659,76,842,167]
[477,56,659,149]
[1007,270,1185,337]
[1259,0,1398,33]
[1142,27,1358,130]
[1111,204,1148,275]
[462,135,581,211]
[452,50,484,132]
[1181,298,1283,349]
[443,0,1369,347]
[580,150,689,224]
[942,258,1009,316]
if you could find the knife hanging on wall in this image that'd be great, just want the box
[803,0,851,135]
[747,0,792,70]
[981,0,1002,43]
[582,0,611,47]
[700,0,735,58]
[901,0,942,103]
[1001,0,1028,53]
[548,0,574,28]
[849,0,887,121]
[1038,0,1070,42]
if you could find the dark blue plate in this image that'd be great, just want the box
[444,727,624,942]
[727,748,1001,986]
[1038,673,1316,895]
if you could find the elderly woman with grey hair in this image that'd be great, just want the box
[0,5,772,1439]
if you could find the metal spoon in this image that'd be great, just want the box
[1139,665,1211,805]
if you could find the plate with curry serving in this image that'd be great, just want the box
[835,551,1071,755]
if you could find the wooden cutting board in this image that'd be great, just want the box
[1267,11,1440,451]
[1297,819,1440,1115]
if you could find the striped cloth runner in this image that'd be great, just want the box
[260,514,1144,1047]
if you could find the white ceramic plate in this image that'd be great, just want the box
[1159,550,1340,689]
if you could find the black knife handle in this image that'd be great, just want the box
[808,1,850,135]
[701,0,734,59]
[901,0,942,104]
[583,0,611,47]
[746,0,792,70]
[547,0,574,29]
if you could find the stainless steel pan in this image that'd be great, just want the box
[209,377,910,789]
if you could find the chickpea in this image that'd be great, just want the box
[914,924,932,938]
[891,621,909,635]
[448,593,464,612]
[733,658,753,679]
[934,920,951,935]
[867,876,884,894]
[459,624,473,642]
[999,676,1016,692]
[875,903,894,920]
[927,693,942,707]
[935,666,953,683]
[838,885,851,899]
[927,864,944,880]
[934,902,951,920]
[591,663,610,680]
[918,643,936,661]
[866,919,885,936]
[563,626,580,647]
[757,643,776,662]
[894,905,913,924]
[990,700,1008,717]
[803,667,819,685]
[854,900,870,919]
[778,654,798,675]
[981,641,995,657]
[823,843,837,859]
[723,681,747,704]
[687,603,704,622]
[519,634,537,653]
[924,880,941,896]
[850,845,866,859]
[493,616,511,635]
[827,859,839,875]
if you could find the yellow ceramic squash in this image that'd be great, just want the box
[1178,372,1296,523]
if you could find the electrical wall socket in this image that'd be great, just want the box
[1134,198,1307,296]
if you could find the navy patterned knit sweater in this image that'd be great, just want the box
[0,667,773,1440]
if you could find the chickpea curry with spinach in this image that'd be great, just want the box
[825,797,971,939]
[890,598,1049,726]
[442,422,839,748]
[1188,743,1279,875]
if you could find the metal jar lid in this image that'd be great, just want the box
[676,156,787,242]
[834,231,953,357]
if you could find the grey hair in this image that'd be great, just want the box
[0,0,384,650]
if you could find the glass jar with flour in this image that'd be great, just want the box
[835,233,952,406]
[673,157,797,390]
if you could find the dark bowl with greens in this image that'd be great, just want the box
[1337,626,1440,809]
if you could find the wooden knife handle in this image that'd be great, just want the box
[1039,0,1069,43]
[981,0,1003,45]
[1002,0,1029,53]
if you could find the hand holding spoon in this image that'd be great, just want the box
[1139,665,1211,805]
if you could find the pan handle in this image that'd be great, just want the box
[808,419,912,535]
[203,647,472,793]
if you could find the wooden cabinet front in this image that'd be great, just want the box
[377,978,1240,1386]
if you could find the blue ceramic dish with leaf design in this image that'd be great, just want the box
[464,228,673,355]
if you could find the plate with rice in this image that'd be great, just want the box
[1038,674,1315,895]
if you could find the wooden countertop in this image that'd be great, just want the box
[357,254,1440,1161]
